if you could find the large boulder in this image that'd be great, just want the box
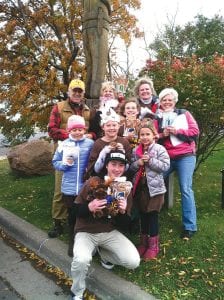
[7,139,54,175]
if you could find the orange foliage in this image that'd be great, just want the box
[0,0,142,140]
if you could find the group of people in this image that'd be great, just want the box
[47,77,199,300]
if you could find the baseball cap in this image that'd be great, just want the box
[105,150,127,165]
[69,79,85,91]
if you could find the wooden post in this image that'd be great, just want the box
[85,98,99,107]
[164,173,174,209]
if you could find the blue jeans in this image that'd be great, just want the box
[164,155,197,231]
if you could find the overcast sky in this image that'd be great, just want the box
[115,0,224,74]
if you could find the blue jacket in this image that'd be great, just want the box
[52,136,94,196]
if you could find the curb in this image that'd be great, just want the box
[0,207,156,300]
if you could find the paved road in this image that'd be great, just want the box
[0,237,70,300]
[0,133,10,156]
[0,276,23,300]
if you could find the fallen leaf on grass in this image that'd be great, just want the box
[178,271,186,276]
[204,258,214,262]
[191,275,200,279]
[207,280,213,286]
[193,269,201,273]
[164,271,171,276]
[181,292,190,296]
[179,257,188,265]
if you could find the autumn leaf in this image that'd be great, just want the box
[0,0,142,143]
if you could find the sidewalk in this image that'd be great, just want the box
[0,207,156,300]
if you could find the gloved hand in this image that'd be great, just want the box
[140,107,155,119]
[94,145,111,173]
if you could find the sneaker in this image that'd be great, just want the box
[180,230,196,239]
[100,259,114,270]
[71,296,83,300]
[70,292,83,300]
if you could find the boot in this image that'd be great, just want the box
[48,219,64,238]
[143,235,159,260]
[136,234,148,257]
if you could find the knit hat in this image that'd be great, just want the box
[69,79,85,91]
[100,108,120,126]
[105,150,127,165]
[67,115,86,131]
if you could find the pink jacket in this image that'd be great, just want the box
[155,109,199,159]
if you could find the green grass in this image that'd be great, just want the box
[0,141,224,299]
[0,160,54,231]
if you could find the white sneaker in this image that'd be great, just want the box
[70,294,83,300]
[100,259,114,270]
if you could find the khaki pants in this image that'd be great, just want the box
[51,170,68,220]
[71,230,140,297]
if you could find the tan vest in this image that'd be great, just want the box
[57,100,90,129]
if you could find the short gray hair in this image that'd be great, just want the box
[159,88,178,103]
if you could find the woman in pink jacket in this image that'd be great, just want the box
[155,88,199,239]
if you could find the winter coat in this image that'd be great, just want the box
[130,142,170,197]
[48,99,91,142]
[52,136,94,195]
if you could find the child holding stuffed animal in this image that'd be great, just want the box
[52,115,94,257]
[85,107,132,179]
[130,121,170,260]
[70,150,140,300]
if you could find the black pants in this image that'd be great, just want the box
[62,194,77,229]
[140,211,159,237]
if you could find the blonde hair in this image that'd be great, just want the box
[134,78,156,97]
[100,81,116,96]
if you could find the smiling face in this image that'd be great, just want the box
[68,88,84,103]
[102,121,120,139]
[124,101,139,119]
[139,127,155,147]
[160,94,176,112]
[69,128,86,140]
[106,160,125,178]
[138,83,152,100]
[101,88,115,100]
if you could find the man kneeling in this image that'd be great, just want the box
[70,150,140,300]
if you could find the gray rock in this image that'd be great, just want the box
[7,139,54,175]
